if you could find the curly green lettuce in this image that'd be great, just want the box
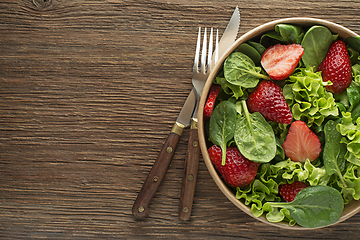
[343,164,360,203]
[328,162,360,204]
[353,64,360,83]
[336,112,360,165]
[235,159,330,225]
[283,67,338,127]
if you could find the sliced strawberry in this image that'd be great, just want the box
[318,40,353,94]
[261,44,304,81]
[282,120,321,163]
[247,80,292,124]
[204,84,221,121]
[208,145,259,188]
[279,181,309,202]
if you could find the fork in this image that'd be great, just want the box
[179,27,219,221]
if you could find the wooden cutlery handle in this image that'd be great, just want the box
[179,119,200,221]
[132,123,184,218]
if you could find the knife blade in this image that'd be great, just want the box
[132,89,196,218]
[178,6,240,221]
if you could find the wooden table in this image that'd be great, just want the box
[1,0,360,239]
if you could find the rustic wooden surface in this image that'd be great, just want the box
[1,0,360,239]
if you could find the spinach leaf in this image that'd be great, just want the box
[209,100,237,165]
[274,138,286,163]
[348,47,360,65]
[264,185,344,228]
[259,24,304,47]
[248,41,266,56]
[260,31,285,47]
[234,100,276,163]
[301,26,334,69]
[235,43,262,65]
[224,52,270,89]
[347,85,360,112]
[345,37,360,53]
[275,24,304,44]
[214,76,244,99]
[323,120,347,187]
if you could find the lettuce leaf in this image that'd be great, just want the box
[353,64,360,83]
[336,112,360,162]
[343,164,360,202]
[330,163,360,204]
[235,159,330,225]
[283,67,338,127]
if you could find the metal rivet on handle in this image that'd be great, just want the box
[192,140,198,147]
[183,207,189,213]
[153,176,158,182]
[138,206,145,213]
[187,174,194,181]
[166,146,173,153]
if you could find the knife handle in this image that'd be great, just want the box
[179,118,200,221]
[132,122,185,219]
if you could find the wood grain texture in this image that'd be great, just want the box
[179,127,200,221]
[132,131,182,219]
[1,0,360,239]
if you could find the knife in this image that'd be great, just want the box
[178,6,240,221]
[132,88,196,218]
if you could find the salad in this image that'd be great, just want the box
[203,23,360,228]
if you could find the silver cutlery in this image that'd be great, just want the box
[179,7,240,221]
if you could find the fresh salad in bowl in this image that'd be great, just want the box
[202,23,360,228]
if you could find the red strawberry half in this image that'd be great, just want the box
[282,120,321,163]
[318,40,353,94]
[247,80,293,124]
[279,181,309,202]
[208,145,259,188]
[204,84,221,121]
[261,43,304,81]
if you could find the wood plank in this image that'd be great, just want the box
[1,0,360,239]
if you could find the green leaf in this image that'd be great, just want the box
[213,76,244,99]
[236,158,332,226]
[348,47,360,65]
[347,85,360,112]
[353,64,360,83]
[264,186,344,228]
[284,66,338,127]
[345,37,360,53]
[301,26,334,69]
[336,112,360,161]
[343,164,360,202]
[209,100,237,165]
[260,31,285,47]
[323,120,347,187]
[247,41,266,56]
[275,24,304,44]
[224,52,270,88]
[234,100,276,163]
[235,43,262,65]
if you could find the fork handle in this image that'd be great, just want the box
[132,122,185,219]
[179,118,200,221]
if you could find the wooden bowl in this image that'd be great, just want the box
[198,17,360,230]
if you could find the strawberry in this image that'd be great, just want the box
[204,84,221,121]
[261,43,304,81]
[279,181,309,202]
[318,40,353,94]
[208,145,259,188]
[282,120,321,163]
[247,80,293,124]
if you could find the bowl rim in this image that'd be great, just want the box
[198,17,360,230]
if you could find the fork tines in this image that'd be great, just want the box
[193,27,218,74]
